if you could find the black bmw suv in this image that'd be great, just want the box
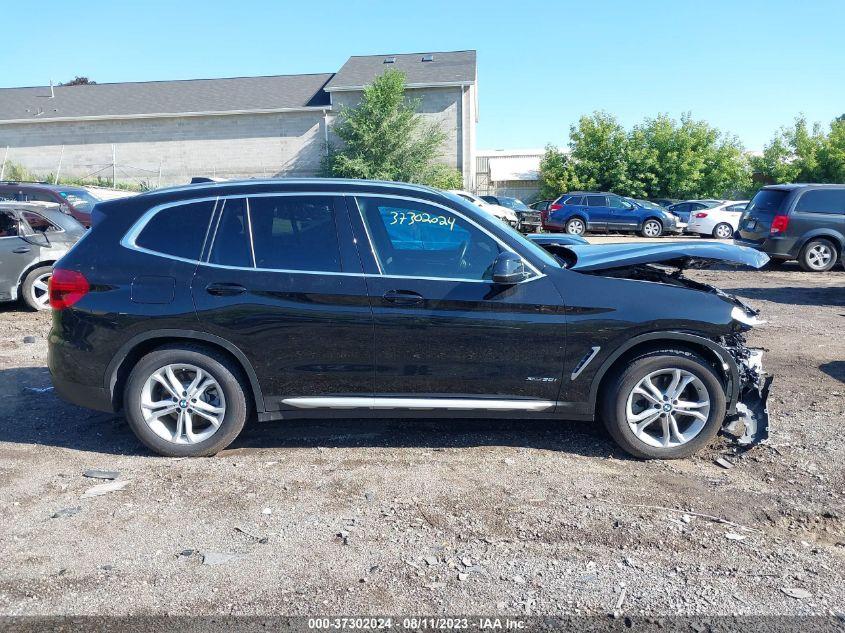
[735,184,845,271]
[49,179,770,459]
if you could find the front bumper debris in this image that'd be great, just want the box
[721,342,772,448]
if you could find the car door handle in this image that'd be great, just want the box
[12,246,31,254]
[382,290,424,305]
[205,282,247,296]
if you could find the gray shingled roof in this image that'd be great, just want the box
[0,74,332,122]
[325,50,476,91]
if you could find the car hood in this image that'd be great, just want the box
[563,241,769,271]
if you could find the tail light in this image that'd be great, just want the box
[770,214,790,235]
[694,212,708,218]
[49,269,90,310]
[549,203,563,211]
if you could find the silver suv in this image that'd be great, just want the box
[0,202,86,310]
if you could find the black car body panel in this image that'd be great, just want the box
[48,178,769,449]
[735,184,845,262]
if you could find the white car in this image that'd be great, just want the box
[446,190,519,229]
[685,200,749,239]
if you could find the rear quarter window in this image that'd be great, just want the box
[794,189,845,214]
[134,200,216,260]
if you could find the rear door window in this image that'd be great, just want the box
[794,189,845,214]
[746,189,789,217]
[248,195,341,272]
[135,200,216,260]
[207,198,252,268]
[587,195,607,207]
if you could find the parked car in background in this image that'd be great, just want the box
[0,182,100,227]
[649,198,681,208]
[447,190,519,228]
[543,192,681,237]
[0,202,86,310]
[735,184,845,271]
[48,178,770,460]
[84,186,139,201]
[685,201,749,239]
[481,195,540,233]
[626,198,687,230]
[666,199,724,223]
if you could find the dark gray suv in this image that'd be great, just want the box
[735,184,845,271]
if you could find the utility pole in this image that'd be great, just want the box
[158,157,163,189]
[0,146,8,181]
[112,145,116,188]
[54,145,65,184]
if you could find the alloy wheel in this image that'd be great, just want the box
[625,368,710,448]
[29,272,51,310]
[806,243,833,270]
[566,219,585,235]
[643,220,662,237]
[714,223,733,239]
[140,364,226,444]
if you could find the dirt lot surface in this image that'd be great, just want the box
[0,247,843,617]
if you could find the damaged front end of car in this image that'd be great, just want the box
[539,239,773,448]
[719,332,772,448]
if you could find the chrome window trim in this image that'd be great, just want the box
[350,192,545,283]
[121,191,546,284]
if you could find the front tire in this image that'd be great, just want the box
[21,265,52,311]
[600,349,727,459]
[798,238,838,272]
[123,345,248,457]
[640,219,663,238]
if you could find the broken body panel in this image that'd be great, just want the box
[534,238,772,448]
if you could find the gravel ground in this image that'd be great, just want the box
[0,249,843,617]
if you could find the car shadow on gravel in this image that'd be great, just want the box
[0,366,630,459]
[820,361,845,383]
[730,285,845,307]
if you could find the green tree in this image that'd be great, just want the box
[537,145,581,199]
[629,113,749,199]
[320,69,453,187]
[568,112,630,193]
[59,76,96,86]
[818,118,845,182]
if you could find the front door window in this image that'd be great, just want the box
[356,197,502,281]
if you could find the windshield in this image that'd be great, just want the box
[630,198,663,211]
[497,197,530,211]
[58,189,99,212]
[442,192,561,269]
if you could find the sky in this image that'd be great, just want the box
[3,0,844,152]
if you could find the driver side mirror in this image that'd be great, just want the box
[492,252,527,284]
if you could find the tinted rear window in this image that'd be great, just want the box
[208,197,252,267]
[746,189,789,217]
[563,195,584,206]
[135,200,215,260]
[248,195,341,272]
[794,189,845,214]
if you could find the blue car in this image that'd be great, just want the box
[542,191,681,238]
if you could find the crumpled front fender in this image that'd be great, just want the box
[720,340,772,447]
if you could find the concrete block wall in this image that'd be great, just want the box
[0,85,472,188]
[0,110,329,186]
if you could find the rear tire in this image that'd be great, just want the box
[798,238,838,272]
[565,218,586,236]
[599,349,727,459]
[21,266,52,311]
[123,345,248,457]
[712,223,734,239]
